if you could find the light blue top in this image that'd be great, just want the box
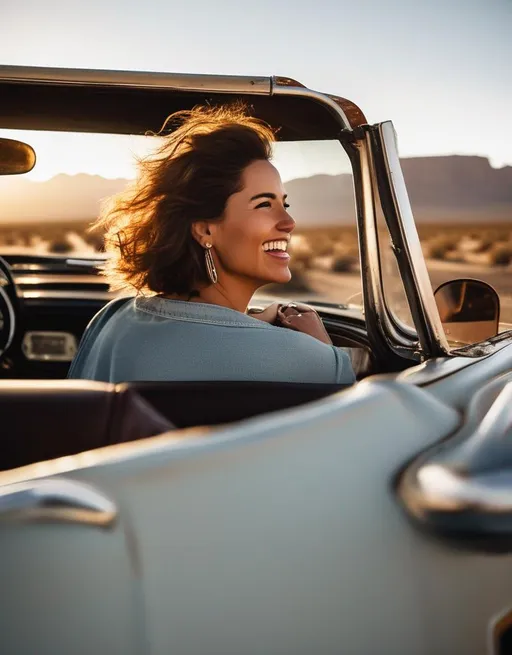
[68,296,356,385]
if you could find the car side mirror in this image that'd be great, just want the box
[0,138,36,175]
[434,278,500,346]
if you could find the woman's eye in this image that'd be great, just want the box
[254,201,290,210]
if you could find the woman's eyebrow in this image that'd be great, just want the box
[250,192,288,201]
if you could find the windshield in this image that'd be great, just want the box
[0,129,361,308]
[378,124,512,343]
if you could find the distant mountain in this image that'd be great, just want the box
[286,156,512,225]
[284,173,355,225]
[0,156,511,225]
[401,156,512,211]
[0,174,131,223]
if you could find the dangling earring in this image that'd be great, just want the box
[204,243,218,284]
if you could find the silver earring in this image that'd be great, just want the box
[204,243,218,284]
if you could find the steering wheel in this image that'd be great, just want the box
[0,256,18,360]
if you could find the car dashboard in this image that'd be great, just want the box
[0,253,112,378]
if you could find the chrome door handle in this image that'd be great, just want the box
[0,478,117,527]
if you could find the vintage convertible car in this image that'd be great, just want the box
[0,66,511,655]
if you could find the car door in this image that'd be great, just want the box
[2,370,512,655]
[0,475,142,655]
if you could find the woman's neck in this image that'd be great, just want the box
[165,280,256,314]
[192,282,254,313]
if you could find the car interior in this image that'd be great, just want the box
[0,81,410,472]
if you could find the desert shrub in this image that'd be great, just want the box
[474,238,494,253]
[48,239,74,254]
[494,230,511,242]
[332,255,357,273]
[333,241,359,259]
[86,233,105,252]
[426,236,458,260]
[489,243,512,266]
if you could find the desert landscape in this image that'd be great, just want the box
[0,154,511,324]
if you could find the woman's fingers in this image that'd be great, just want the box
[248,302,281,323]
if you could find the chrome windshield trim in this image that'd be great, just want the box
[354,133,419,355]
[358,137,386,315]
[376,122,450,354]
[271,81,351,132]
[0,64,272,95]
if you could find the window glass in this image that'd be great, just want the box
[0,130,362,308]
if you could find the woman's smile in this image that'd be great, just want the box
[262,238,291,262]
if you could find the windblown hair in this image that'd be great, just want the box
[96,104,275,295]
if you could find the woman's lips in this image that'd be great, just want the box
[265,251,290,261]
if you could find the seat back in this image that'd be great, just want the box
[0,379,345,471]
[0,380,173,471]
[125,380,346,428]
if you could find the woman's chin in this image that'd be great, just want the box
[267,269,292,285]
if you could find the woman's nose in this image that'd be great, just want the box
[276,211,296,233]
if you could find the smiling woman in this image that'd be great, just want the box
[65,103,357,385]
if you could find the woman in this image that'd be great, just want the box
[68,105,355,385]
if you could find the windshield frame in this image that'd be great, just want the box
[367,121,512,358]
[369,121,450,357]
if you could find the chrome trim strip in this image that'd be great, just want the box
[378,122,450,353]
[0,64,272,95]
[358,137,385,318]
[355,134,418,354]
[66,258,108,268]
[14,274,106,285]
[0,478,117,527]
[400,380,512,522]
[271,80,351,131]
[413,464,512,513]
[21,290,115,301]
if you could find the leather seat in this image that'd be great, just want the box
[0,378,345,471]
[0,380,173,471]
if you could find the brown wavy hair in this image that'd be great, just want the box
[96,104,276,295]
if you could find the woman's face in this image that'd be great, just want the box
[209,160,295,288]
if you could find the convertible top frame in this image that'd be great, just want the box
[0,65,366,139]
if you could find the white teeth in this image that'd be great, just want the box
[263,240,288,252]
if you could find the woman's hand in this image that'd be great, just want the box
[276,303,333,344]
[249,302,332,345]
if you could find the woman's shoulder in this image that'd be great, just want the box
[134,296,276,329]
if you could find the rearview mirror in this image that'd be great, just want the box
[434,279,500,346]
[0,138,36,175]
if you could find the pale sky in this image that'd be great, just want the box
[1,0,511,178]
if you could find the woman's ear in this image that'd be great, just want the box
[191,221,212,246]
